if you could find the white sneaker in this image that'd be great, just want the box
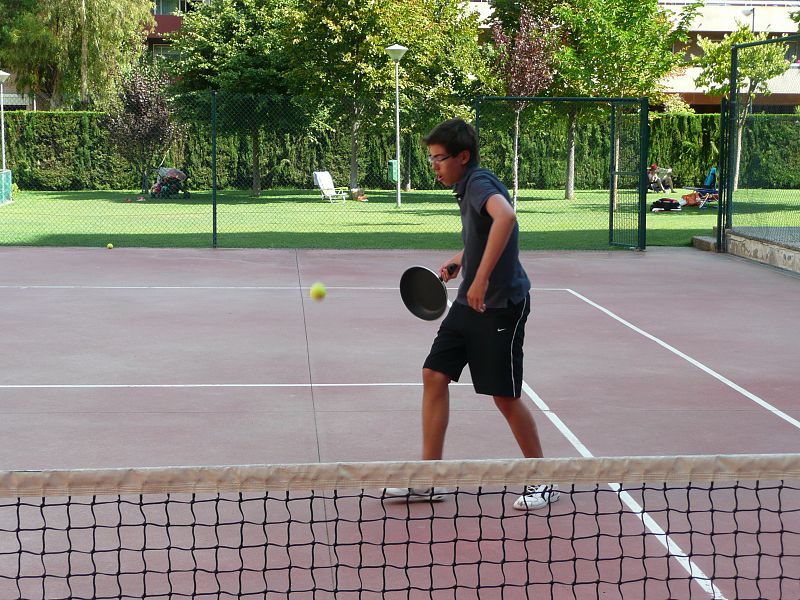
[513,484,560,510]
[383,487,447,502]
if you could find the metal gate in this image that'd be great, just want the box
[609,98,648,249]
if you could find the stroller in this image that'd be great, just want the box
[150,167,189,199]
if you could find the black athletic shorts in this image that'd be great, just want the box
[423,294,530,398]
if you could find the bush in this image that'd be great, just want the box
[4,104,799,191]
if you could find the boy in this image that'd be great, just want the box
[386,119,559,511]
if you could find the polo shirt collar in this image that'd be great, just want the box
[453,165,479,198]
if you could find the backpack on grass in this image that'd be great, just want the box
[650,198,681,212]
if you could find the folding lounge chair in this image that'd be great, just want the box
[686,167,719,208]
[687,167,719,195]
[313,171,347,203]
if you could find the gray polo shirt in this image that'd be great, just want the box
[453,166,531,308]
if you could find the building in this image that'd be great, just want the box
[149,0,211,61]
[661,0,800,110]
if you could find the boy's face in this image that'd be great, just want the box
[427,143,470,187]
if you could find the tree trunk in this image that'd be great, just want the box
[349,113,361,190]
[733,90,752,193]
[140,166,149,195]
[50,69,61,110]
[611,131,620,211]
[251,124,261,196]
[565,107,578,200]
[80,0,89,107]
[512,107,521,211]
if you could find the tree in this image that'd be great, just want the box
[285,0,487,189]
[491,8,556,207]
[0,0,154,109]
[107,65,179,194]
[694,25,790,191]
[169,0,297,196]
[551,0,699,201]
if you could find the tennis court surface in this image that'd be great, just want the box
[0,246,798,599]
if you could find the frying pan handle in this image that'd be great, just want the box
[440,263,458,281]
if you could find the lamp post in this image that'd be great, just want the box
[0,70,9,172]
[385,44,407,208]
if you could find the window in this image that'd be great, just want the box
[151,44,180,64]
[153,0,189,15]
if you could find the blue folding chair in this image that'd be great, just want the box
[685,167,719,208]
[688,167,718,195]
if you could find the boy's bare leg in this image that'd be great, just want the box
[493,396,544,458]
[421,368,451,460]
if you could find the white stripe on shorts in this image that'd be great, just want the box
[508,294,529,397]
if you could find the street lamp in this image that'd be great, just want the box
[742,8,755,32]
[385,44,407,208]
[0,69,9,172]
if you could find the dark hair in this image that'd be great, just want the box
[423,118,479,166]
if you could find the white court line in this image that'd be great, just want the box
[566,289,800,432]
[0,284,568,291]
[0,285,331,290]
[0,383,472,389]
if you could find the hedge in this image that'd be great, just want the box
[4,108,799,191]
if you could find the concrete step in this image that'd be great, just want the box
[692,235,716,252]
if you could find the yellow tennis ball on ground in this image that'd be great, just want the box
[106,243,113,249]
[309,282,327,301]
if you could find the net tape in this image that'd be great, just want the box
[3,454,799,497]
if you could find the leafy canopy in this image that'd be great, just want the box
[550,0,699,98]
[694,26,790,100]
[0,0,154,108]
[169,0,295,95]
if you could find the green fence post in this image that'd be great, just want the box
[608,103,617,245]
[211,90,218,249]
[718,107,725,250]
[638,96,649,250]
[725,47,739,242]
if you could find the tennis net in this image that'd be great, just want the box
[1,454,798,599]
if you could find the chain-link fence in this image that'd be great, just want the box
[476,97,647,250]
[0,91,646,250]
[721,34,800,252]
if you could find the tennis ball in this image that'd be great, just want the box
[106,243,113,250]
[309,282,327,301]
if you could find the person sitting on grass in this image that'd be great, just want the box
[648,164,674,193]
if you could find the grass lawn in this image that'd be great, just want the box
[0,186,746,250]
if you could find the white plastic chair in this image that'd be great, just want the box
[313,171,347,203]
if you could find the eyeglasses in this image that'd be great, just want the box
[427,154,452,165]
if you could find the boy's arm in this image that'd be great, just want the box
[467,194,516,312]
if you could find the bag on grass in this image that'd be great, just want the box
[651,198,681,212]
